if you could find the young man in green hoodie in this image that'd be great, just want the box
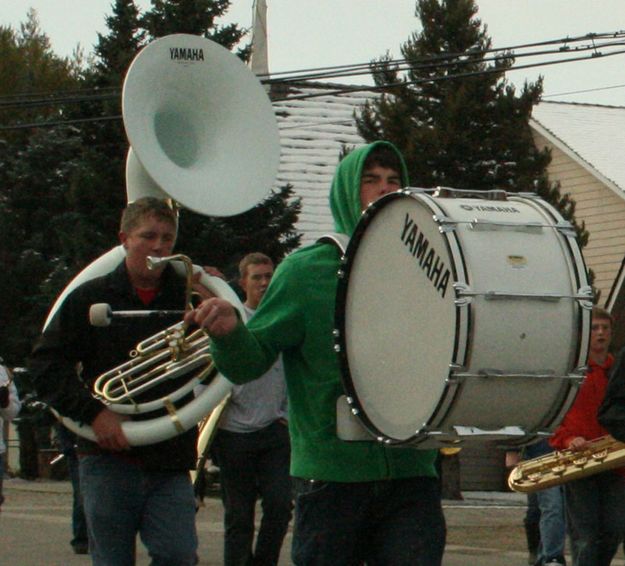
[188,141,446,565]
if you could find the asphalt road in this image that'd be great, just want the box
[3,478,625,565]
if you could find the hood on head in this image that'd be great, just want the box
[329,141,408,237]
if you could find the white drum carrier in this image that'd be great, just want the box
[334,188,592,448]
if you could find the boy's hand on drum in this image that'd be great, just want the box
[186,298,238,337]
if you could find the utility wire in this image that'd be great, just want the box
[261,31,625,81]
[2,31,624,107]
[2,32,625,129]
[271,46,625,102]
[265,32,625,84]
[542,83,625,99]
[1,115,122,131]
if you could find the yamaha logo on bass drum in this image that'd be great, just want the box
[400,213,451,298]
[460,204,520,213]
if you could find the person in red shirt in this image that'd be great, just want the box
[550,306,625,566]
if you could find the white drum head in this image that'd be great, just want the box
[336,192,457,442]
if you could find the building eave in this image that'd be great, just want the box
[530,116,625,202]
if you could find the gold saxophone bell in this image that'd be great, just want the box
[93,254,216,411]
[508,435,625,493]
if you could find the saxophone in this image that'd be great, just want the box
[508,436,625,493]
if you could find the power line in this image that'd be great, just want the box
[271,45,625,102]
[542,83,625,99]
[2,31,623,105]
[2,31,625,129]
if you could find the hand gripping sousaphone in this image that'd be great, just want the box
[44,248,247,447]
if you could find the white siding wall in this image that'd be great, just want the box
[273,85,374,245]
[533,130,625,302]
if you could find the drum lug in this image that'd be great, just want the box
[336,395,375,442]
[577,285,594,309]
[432,214,458,233]
[555,220,577,238]
[432,187,508,201]
[453,425,527,439]
[469,219,543,233]
[452,283,472,306]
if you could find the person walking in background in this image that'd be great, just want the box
[551,306,625,566]
[54,424,89,554]
[211,252,291,566]
[0,360,21,509]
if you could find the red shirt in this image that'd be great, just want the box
[550,354,614,450]
[135,287,157,306]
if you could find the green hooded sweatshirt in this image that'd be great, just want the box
[211,141,438,481]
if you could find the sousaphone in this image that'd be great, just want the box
[44,33,281,446]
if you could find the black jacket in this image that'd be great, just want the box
[598,347,625,442]
[29,260,198,471]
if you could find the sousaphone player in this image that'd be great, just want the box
[28,33,281,566]
[30,198,202,564]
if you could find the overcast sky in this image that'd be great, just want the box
[3,0,625,106]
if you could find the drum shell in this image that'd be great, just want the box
[336,190,590,446]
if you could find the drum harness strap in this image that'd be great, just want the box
[316,233,350,255]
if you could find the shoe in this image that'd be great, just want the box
[544,561,565,566]
[72,543,89,555]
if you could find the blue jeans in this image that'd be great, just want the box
[291,475,445,566]
[79,454,198,566]
[536,485,566,564]
[524,439,566,565]
[212,421,292,565]
[55,426,88,548]
[565,472,625,566]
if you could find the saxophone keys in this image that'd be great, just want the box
[572,456,588,468]
[592,449,609,462]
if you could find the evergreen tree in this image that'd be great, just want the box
[0,12,85,363]
[142,0,250,58]
[0,10,82,143]
[94,0,146,82]
[0,2,300,364]
[356,0,588,246]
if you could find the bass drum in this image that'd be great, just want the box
[335,189,592,448]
